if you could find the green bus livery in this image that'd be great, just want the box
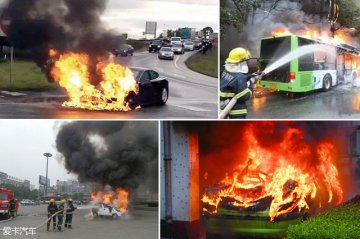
[260,35,360,93]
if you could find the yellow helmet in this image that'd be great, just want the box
[50,199,55,203]
[226,48,251,63]
[61,199,66,204]
[68,198,73,202]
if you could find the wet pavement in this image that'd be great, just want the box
[248,83,360,119]
[0,50,218,119]
[0,205,158,239]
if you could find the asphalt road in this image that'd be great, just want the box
[248,83,360,119]
[0,205,158,239]
[0,50,218,119]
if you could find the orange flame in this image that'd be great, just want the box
[91,188,129,214]
[271,27,354,45]
[50,50,139,111]
[201,125,343,222]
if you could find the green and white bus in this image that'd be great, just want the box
[259,35,360,93]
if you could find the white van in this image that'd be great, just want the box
[170,37,182,46]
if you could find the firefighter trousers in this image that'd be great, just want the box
[57,215,63,231]
[47,213,57,230]
[65,214,72,228]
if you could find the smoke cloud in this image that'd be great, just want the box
[55,121,158,194]
[2,0,124,81]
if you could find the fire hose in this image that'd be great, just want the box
[219,72,263,119]
[34,206,68,230]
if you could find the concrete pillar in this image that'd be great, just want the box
[161,122,200,239]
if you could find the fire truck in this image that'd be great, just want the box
[0,188,19,219]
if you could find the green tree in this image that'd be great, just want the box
[202,26,214,35]
[220,0,261,38]
[337,0,360,38]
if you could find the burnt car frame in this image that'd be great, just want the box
[126,67,169,109]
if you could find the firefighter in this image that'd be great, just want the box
[65,198,76,228]
[220,47,258,119]
[57,199,66,231]
[9,198,16,217]
[47,199,58,231]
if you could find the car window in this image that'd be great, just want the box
[149,71,159,80]
[140,71,151,83]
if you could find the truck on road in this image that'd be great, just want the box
[0,188,19,219]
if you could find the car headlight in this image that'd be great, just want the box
[158,46,161,48]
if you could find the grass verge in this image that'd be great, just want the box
[0,60,54,91]
[185,47,218,78]
[287,196,360,239]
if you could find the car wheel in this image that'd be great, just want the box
[159,87,168,105]
[125,91,139,110]
[323,74,332,91]
[112,214,118,219]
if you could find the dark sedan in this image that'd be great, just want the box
[148,40,163,53]
[126,68,169,109]
[114,44,134,57]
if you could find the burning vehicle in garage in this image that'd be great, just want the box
[161,122,357,238]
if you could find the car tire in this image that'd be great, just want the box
[112,214,118,219]
[322,74,332,91]
[159,87,168,105]
[126,91,139,110]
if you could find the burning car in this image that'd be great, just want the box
[92,203,122,219]
[126,67,169,109]
[201,123,343,238]
[49,51,168,111]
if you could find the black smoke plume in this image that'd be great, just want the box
[2,0,124,82]
[55,121,158,194]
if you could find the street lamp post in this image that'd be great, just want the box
[43,153,52,197]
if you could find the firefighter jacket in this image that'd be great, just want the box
[58,203,65,215]
[9,199,16,211]
[48,203,58,215]
[66,202,76,215]
[220,71,253,118]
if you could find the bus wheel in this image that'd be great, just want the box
[353,72,357,82]
[322,75,332,91]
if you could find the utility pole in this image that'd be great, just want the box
[43,153,53,197]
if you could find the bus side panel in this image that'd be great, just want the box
[310,70,337,90]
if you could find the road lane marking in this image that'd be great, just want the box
[168,103,214,112]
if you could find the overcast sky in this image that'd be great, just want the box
[0,120,76,189]
[0,0,219,39]
[102,0,219,38]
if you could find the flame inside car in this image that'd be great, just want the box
[91,188,129,214]
[201,124,343,222]
[49,50,139,111]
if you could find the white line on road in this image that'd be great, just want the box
[168,103,213,112]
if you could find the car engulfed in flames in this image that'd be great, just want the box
[48,49,139,111]
[91,188,129,217]
[201,124,344,237]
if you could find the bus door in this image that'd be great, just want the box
[344,54,353,82]
[336,52,345,82]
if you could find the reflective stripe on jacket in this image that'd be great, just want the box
[220,71,253,117]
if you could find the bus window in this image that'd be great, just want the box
[314,51,336,70]
[298,38,315,71]
[260,36,291,70]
